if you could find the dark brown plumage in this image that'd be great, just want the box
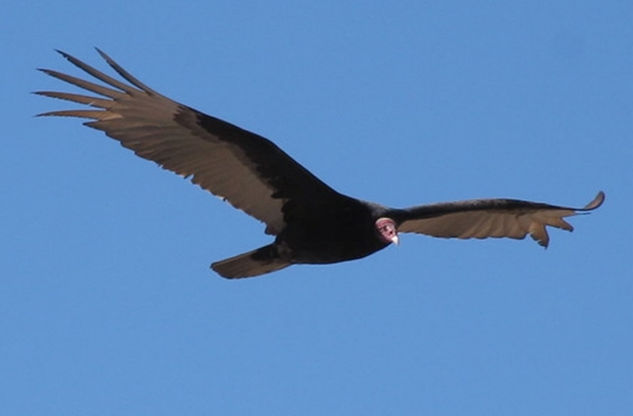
[36,49,605,278]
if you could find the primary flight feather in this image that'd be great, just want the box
[36,49,604,278]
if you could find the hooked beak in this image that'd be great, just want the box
[391,235,399,245]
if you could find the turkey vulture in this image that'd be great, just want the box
[36,49,605,279]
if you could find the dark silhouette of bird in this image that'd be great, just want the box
[36,49,605,278]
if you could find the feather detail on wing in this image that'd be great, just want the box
[396,191,604,247]
[36,49,340,235]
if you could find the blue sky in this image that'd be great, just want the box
[3,1,631,414]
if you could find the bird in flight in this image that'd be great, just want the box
[36,49,604,279]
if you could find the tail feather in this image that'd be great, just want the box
[211,244,290,279]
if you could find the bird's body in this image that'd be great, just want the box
[37,50,604,278]
[278,199,392,264]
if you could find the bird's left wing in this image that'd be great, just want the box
[393,191,604,247]
[36,49,342,235]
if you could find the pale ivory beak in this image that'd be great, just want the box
[391,235,400,245]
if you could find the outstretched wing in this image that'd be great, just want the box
[36,49,342,235]
[393,191,604,247]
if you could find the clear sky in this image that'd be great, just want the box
[3,1,632,415]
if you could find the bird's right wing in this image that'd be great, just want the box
[36,49,343,235]
[394,191,604,247]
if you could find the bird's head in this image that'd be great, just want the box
[375,217,399,245]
